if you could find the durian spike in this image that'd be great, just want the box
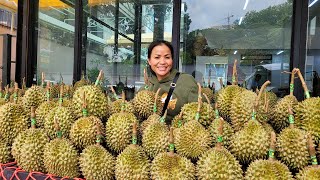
[168,127,175,157]
[13,82,18,103]
[94,70,103,86]
[31,107,36,129]
[219,78,223,89]
[232,59,238,85]
[153,88,161,113]
[59,84,64,106]
[130,121,138,147]
[41,72,45,87]
[307,134,318,167]
[110,85,118,99]
[296,68,311,99]
[288,106,295,128]
[143,68,149,86]
[54,116,62,139]
[202,93,211,104]
[216,118,224,150]
[268,131,276,161]
[82,92,88,117]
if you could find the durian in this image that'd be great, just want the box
[74,72,89,91]
[79,128,115,180]
[109,87,134,114]
[116,122,150,180]
[197,120,243,180]
[43,117,79,178]
[22,85,46,111]
[244,132,293,180]
[151,127,195,180]
[0,134,11,164]
[11,107,49,172]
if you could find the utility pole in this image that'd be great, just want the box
[227,13,234,29]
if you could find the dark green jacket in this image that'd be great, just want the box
[142,69,199,123]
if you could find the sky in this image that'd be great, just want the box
[183,0,288,31]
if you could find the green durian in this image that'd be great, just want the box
[202,87,214,104]
[181,101,214,127]
[132,89,163,119]
[209,118,234,150]
[36,101,57,128]
[0,135,11,164]
[296,166,320,180]
[216,85,243,119]
[22,85,46,110]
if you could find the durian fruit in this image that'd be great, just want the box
[106,98,139,152]
[201,75,214,104]
[35,82,57,128]
[11,107,49,172]
[0,134,11,164]
[110,88,134,114]
[70,93,104,150]
[132,69,163,119]
[72,70,108,119]
[230,81,271,165]
[171,110,185,129]
[116,122,150,180]
[216,60,244,120]
[181,84,214,128]
[296,135,320,180]
[175,83,212,159]
[0,84,29,144]
[43,117,79,178]
[74,72,89,91]
[151,127,195,180]
[22,85,46,111]
[270,68,298,133]
[57,84,75,118]
[197,120,243,180]
[44,93,75,139]
[265,91,278,110]
[139,89,162,136]
[277,107,309,171]
[79,129,115,180]
[142,110,169,159]
[245,132,293,180]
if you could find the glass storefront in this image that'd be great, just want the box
[306,0,320,97]
[180,0,293,97]
[37,0,75,85]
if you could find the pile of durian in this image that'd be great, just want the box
[0,65,320,180]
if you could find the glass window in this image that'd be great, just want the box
[180,0,293,97]
[37,0,75,85]
[306,0,320,97]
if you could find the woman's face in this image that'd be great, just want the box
[148,44,173,81]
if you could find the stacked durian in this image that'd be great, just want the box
[201,75,214,104]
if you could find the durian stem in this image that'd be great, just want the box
[288,106,295,128]
[22,77,26,91]
[216,118,224,150]
[160,110,168,123]
[255,80,271,110]
[59,84,64,106]
[65,85,70,99]
[94,70,103,86]
[289,68,297,96]
[41,72,45,87]
[296,68,310,99]
[131,122,138,145]
[307,135,318,166]
[82,92,88,117]
[95,124,103,145]
[31,107,36,129]
[0,80,2,98]
[54,116,62,139]
[215,103,220,119]
[219,78,224,89]
[4,85,9,102]
[110,86,118,100]
[177,109,184,128]
[268,131,276,160]
[195,83,202,121]
[13,82,18,104]
[168,127,175,157]
[153,88,161,113]
[232,59,238,85]
[46,81,51,102]
[202,93,211,104]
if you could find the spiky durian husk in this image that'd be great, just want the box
[79,144,115,180]
[73,78,89,91]
[265,91,278,110]
[181,102,214,127]
[0,98,6,106]
[142,122,169,158]
[216,85,243,119]
[70,116,104,150]
[60,99,75,119]
[197,147,243,180]
[44,106,75,139]
[171,114,185,129]
[9,89,24,103]
[22,86,46,110]
[230,90,267,131]
[245,159,293,180]
[0,140,11,164]
[132,90,162,119]
[140,114,161,136]
[11,128,48,172]
[208,119,234,149]
[0,103,28,144]
[72,85,108,119]
[277,127,309,171]
[229,120,269,165]
[43,138,79,178]
[270,95,298,133]
[151,152,195,180]
[296,166,320,180]
[295,97,320,143]
[116,145,150,180]
[110,100,134,114]
[202,88,214,104]
[35,101,57,128]
[175,120,212,159]
[106,112,138,153]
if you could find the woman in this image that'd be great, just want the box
[144,40,199,124]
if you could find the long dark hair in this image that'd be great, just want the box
[147,40,174,75]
